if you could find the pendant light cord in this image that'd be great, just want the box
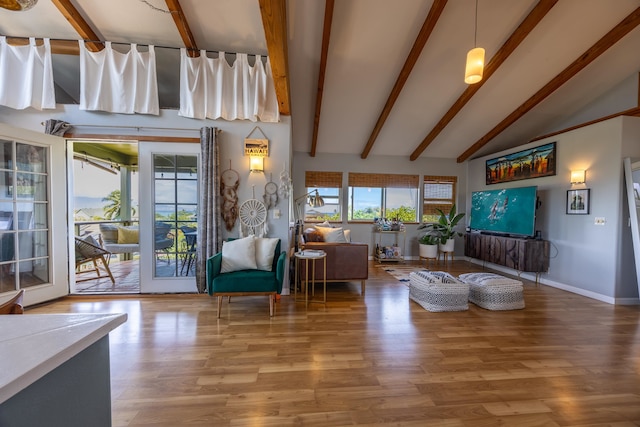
[474,0,478,48]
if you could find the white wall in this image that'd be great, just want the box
[548,74,639,134]
[292,152,467,258]
[0,105,294,246]
[468,116,640,303]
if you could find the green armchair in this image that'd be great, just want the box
[207,239,286,317]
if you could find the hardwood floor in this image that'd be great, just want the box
[28,260,640,426]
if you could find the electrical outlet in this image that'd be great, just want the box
[594,217,605,225]
[273,209,281,219]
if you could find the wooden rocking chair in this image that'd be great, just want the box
[75,236,115,284]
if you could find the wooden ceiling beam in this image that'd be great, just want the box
[529,106,640,143]
[165,0,199,57]
[409,0,558,161]
[457,6,640,163]
[360,0,448,159]
[259,0,291,115]
[5,37,80,55]
[310,0,335,157]
[51,0,103,52]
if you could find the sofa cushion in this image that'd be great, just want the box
[221,235,257,273]
[315,226,348,243]
[255,237,279,271]
[213,269,279,293]
[303,228,324,242]
[99,224,119,244]
[117,226,139,244]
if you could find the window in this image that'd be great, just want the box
[302,171,342,222]
[153,154,198,277]
[348,173,419,222]
[423,175,457,222]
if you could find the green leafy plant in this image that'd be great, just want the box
[419,204,465,244]
[418,233,439,245]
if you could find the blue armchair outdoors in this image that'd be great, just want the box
[206,239,287,317]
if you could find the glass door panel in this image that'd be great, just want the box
[0,124,67,305]
[139,143,199,293]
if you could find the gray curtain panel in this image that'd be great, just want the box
[43,119,71,136]
[196,127,222,293]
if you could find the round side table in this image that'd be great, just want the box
[294,250,327,306]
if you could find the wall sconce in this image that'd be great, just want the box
[570,170,586,184]
[249,156,264,173]
[245,126,269,174]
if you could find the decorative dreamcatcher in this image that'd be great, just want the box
[221,160,239,231]
[278,163,292,199]
[263,173,279,209]
[239,186,268,237]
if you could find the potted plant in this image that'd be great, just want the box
[418,233,439,259]
[420,204,465,253]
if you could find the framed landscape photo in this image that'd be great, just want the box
[567,189,590,215]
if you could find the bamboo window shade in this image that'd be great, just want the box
[305,171,343,188]
[423,175,457,216]
[348,173,419,188]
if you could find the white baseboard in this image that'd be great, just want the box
[465,258,640,305]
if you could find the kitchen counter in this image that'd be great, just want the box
[0,313,127,427]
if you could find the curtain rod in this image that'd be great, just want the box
[41,123,224,133]
[66,124,202,132]
[4,35,266,57]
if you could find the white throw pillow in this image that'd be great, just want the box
[220,236,257,273]
[315,226,348,243]
[344,229,351,242]
[315,221,333,228]
[255,237,279,271]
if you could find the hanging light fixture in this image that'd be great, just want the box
[0,0,38,11]
[464,0,485,84]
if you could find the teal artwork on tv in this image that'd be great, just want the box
[470,186,537,237]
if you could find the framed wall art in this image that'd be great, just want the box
[566,188,590,215]
[486,142,556,185]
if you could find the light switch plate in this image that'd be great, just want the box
[273,209,281,219]
[594,217,605,225]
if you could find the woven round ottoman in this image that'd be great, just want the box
[409,271,469,312]
[458,272,525,311]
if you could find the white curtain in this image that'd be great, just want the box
[0,37,55,110]
[79,41,159,115]
[179,50,279,123]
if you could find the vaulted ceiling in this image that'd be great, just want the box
[2,0,640,162]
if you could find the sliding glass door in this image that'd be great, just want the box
[139,142,199,293]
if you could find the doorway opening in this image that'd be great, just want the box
[71,141,140,294]
[70,140,199,294]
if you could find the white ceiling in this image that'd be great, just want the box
[1,0,640,162]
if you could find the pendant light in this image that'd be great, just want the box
[464,0,485,84]
[0,0,37,11]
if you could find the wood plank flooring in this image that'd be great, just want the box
[28,260,640,426]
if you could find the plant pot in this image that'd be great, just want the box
[439,238,455,253]
[419,243,438,259]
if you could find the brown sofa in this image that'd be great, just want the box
[299,241,368,293]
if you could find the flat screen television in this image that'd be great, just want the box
[469,186,537,237]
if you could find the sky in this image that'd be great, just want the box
[73,159,139,202]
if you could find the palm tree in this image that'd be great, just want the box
[102,190,122,220]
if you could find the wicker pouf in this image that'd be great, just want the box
[458,272,525,311]
[409,271,469,312]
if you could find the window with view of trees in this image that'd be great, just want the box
[423,176,457,222]
[348,173,419,222]
[303,171,342,222]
